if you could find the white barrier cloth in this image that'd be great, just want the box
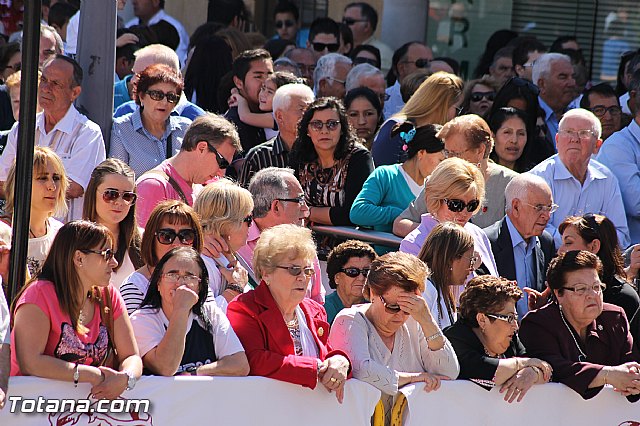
[0,376,381,426]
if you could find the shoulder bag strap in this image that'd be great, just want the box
[95,286,119,367]
[165,133,173,159]
[143,169,188,204]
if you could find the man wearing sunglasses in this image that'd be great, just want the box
[481,174,556,318]
[385,41,433,118]
[342,2,392,74]
[271,0,308,48]
[307,17,341,60]
[135,114,240,226]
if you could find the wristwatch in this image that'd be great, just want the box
[124,370,137,391]
[186,365,198,376]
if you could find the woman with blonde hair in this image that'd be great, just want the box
[372,71,463,166]
[193,178,254,312]
[4,146,68,276]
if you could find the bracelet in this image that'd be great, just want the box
[426,331,443,342]
[530,366,543,382]
[226,284,244,294]
[73,363,80,387]
[603,368,609,385]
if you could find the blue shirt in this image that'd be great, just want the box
[596,119,640,244]
[528,155,630,248]
[505,216,536,319]
[114,97,205,121]
[113,75,133,111]
[109,108,192,178]
[371,118,402,166]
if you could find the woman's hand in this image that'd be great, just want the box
[90,367,128,400]
[522,358,553,382]
[116,33,139,48]
[499,366,538,403]
[604,363,640,396]
[413,372,449,392]
[318,355,349,403]
[219,261,248,286]
[396,292,433,325]
[202,234,230,259]
[171,285,199,314]
[625,244,640,283]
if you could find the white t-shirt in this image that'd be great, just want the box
[27,218,63,277]
[0,277,9,344]
[202,255,230,313]
[397,164,423,197]
[423,278,457,330]
[130,301,244,367]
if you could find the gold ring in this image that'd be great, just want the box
[330,377,338,383]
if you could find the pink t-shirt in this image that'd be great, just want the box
[135,160,194,227]
[10,280,125,376]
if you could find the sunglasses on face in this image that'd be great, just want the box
[402,58,430,68]
[209,145,230,169]
[276,265,315,277]
[342,17,368,26]
[101,189,137,205]
[379,295,405,315]
[243,214,253,226]
[145,89,180,104]
[443,198,480,213]
[81,248,115,262]
[470,91,496,102]
[155,228,196,245]
[278,195,306,205]
[312,42,340,53]
[309,119,340,131]
[275,19,295,29]
[340,267,370,278]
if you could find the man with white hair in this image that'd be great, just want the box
[345,63,387,108]
[533,53,577,149]
[313,53,352,100]
[239,84,314,187]
[113,44,205,120]
[528,108,630,247]
[482,174,556,318]
[39,24,64,67]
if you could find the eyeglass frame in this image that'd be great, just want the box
[379,295,405,315]
[145,89,180,104]
[560,283,606,296]
[154,228,197,245]
[80,248,115,262]
[589,105,622,118]
[311,42,340,53]
[522,202,559,214]
[443,198,480,213]
[308,119,341,132]
[277,195,306,205]
[339,267,370,278]
[101,189,137,205]
[558,128,596,141]
[162,272,201,286]
[485,312,519,324]
[275,265,315,277]
[208,144,230,170]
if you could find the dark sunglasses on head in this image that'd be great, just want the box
[209,145,230,169]
[155,228,196,245]
[379,295,403,314]
[309,119,340,131]
[102,189,137,205]
[312,42,340,53]
[81,248,114,262]
[146,89,180,104]
[276,265,315,277]
[340,267,370,278]
[470,91,496,102]
[444,198,480,213]
[243,214,253,226]
[275,19,295,29]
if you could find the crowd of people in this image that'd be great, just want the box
[0,0,638,422]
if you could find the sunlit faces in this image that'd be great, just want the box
[468,83,495,116]
[493,116,527,167]
[196,138,237,183]
[481,299,518,356]
[154,218,197,261]
[451,248,478,285]
[221,216,252,252]
[79,242,118,287]
[236,59,274,106]
[558,225,595,255]
[262,255,314,307]
[307,108,341,154]
[539,60,576,108]
[335,256,371,305]
[276,95,312,138]
[38,59,81,114]
[277,175,309,226]
[347,97,379,143]
[512,185,553,240]
[373,286,415,334]
[32,161,63,215]
[95,173,136,228]
[139,82,180,124]
[258,79,277,112]
[555,115,600,171]
[435,188,478,226]
[443,132,485,164]
[555,267,604,327]
[158,254,202,306]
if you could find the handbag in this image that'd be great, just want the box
[91,285,119,368]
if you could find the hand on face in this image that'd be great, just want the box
[171,284,199,313]
[396,292,433,324]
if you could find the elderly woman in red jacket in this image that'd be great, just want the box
[227,224,351,402]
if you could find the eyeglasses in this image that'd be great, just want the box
[243,214,253,226]
[145,89,180,104]
[278,195,306,205]
[379,295,405,315]
[340,267,370,278]
[312,42,340,53]
[463,253,480,270]
[329,77,346,85]
[486,312,518,324]
[81,248,115,262]
[275,19,295,29]
[443,198,480,213]
[455,105,464,116]
[400,58,431,69]
[443,147,475,160]
[309,119,341,131]
[276,265,315,277]
[162,272,201,286]
[561,283,606,296]
[155,228,196,245]
[101,189,137,205]
[342,17,368,26]
[209,145,230,170]
[378,93,390,103]
[353,57,378,67]
[470,92,496,102]
[523,202,559,214]
[508,77,540,96]
[558,129,595,141]
[590,105,622,117]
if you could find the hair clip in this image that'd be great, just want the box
[402,144,408,151]
[399,128,416,144]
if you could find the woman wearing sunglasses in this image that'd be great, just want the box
[227,224,352,402]
[4,147,68,277]
[400,157,499,277]
[83,159,143,288]
[193,179,253,312]
[460,76,500,117]
[131,246,249,377]
[120,200,203,314]
[325,240,377,324]
[444,276,551,403]
[11,221,143,399]
[110,63,191,178]
[289,97,374,256]
[329,251,459,422]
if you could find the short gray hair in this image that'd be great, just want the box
[134,44,180,72]
[345,63,384,92]
[532,53,570,86]
[272,83,315,113]
[313,53,352,94]
[249,167,295,218]
[40,24,64,55]
[558,108,602,139]
[505,174,551,212]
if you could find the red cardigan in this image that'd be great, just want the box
[227,282,351,388]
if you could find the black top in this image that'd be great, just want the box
[238,135,289,188]
[603,274,640,327]
[176,318,217,375]
[444,318,526,390]
[224,106,266,153]
[0,86,14,131]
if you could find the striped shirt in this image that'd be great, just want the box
[238,134,290,187]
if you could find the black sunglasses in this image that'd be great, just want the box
[443,198,480,213]
[312,42,340,53]
[102,189,137,205]
[275,19,295,29]
[277,195,306,205]
[340,267,370,278]
[81,248,115,262]
[379,295,403,314]
[470,91,496,102]
[209,145,230,170]
[276,265,315,277]
[342,17,368,26]
[243,214,253,226]
[155,228,196,245]
[146,89,180,104]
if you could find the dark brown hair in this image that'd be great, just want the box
[546,250,603,296]
[134,63,183,105]
[364,251,428,299]
[458,275,522,327]
[326,240,376,289]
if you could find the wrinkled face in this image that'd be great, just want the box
[139,82,180,124]
[334,256,372,303]
[307,108,342,154]
[95,173,136,228]
[587,93,621,141]
[157,254,202,307]
[275,12,298,41]
[39,32,57,67]
[555,268,604,327]
[489,56,514,85]
[539,59,576,109]
[397,43,433,82]
[510,185,553,240]
[468,84,495,116]
[276,176,310,226]
[262,255,314,308]
[347,96,379,143]
[359,74,386,107]
[556,115,600,172]
[278,94,312,137]
[443,132,485,165]
[481,299,519,355]
[434,188,479,226]
[371,285,415,334]
[320,62,350,99]
[38,59,80,114]
[493,116,527,166]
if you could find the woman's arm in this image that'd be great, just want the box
[350,168,405,228]
[194,351,249,376]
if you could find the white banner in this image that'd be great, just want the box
[400,381,640,426]
[0,376,381,426]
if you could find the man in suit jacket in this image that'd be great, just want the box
[482,174,556,318]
